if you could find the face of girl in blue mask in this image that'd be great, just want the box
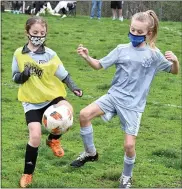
[129,19,151,47]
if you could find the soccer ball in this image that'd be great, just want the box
[42,104,73,135]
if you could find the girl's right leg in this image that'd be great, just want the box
[20,122,41,188]
[70,102,104,167]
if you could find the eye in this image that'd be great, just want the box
[41,32,46,36]
[138,31,143,35]
[32,31,38,35]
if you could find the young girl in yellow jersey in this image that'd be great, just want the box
[12,16,83,188]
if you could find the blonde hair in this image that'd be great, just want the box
[132,10,159,49]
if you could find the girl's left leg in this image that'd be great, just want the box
[123,134,136,176]
[119,134,136,188]
[46,100,73,157]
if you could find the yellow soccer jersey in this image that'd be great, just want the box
[14,47,67,103]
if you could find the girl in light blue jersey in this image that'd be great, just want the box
[70,10,179,188]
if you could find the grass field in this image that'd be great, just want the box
[1,12,182,188]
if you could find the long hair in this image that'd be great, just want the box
[132,10,159,49]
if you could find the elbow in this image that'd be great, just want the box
[93,62,102,70]
[171,69,179,75]
[93,66,100,70]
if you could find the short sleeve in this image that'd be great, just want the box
[156,51,173,73]
[99,46,119,69]
[55,64,68,81]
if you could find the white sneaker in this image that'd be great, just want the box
[61,14,67,18]
[119,175,132,188]
[112,17,116,20]
[119,17,124,22]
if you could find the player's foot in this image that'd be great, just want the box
[46,139,64,157]
[20,174,33,188]
[61,14,67,18]
[112,16,116,20]
[70,151,98,167]
[119,16,124,22]
[119,175,132,188]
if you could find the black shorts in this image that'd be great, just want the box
[111,1,123,9]
[25,97,65,125]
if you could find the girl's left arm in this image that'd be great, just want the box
[55,65,83,97]
[165,51,180,74]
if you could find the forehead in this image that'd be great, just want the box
[130,19,148,31]
[29,22,46,31]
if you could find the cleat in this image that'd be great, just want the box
[20,174,33,188]
[46,139,64,157]
[70,151,98,167]
[119,175,132,188]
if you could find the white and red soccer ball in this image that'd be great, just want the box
[42,104,73,135]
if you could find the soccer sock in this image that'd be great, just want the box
[80,125,96,155]
[48,133,62,140]
[24,144,38,174]
[123,154,136,177]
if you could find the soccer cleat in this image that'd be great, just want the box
[119,175,132,188]
[46,139,64,157]
[20,174,33,188]
[70,151,98,167]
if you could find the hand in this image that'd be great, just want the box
[23,66,31,77]
[77,44,89,59]
[14,66,31,84]
[73,89,83,97]
[165,51,178,63]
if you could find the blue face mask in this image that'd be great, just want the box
[128,32,146,47]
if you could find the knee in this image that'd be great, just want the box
[124,142,135,153]
[79,109,90,123]
[30,133,41,147]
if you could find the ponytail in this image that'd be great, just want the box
[145,10,159,49]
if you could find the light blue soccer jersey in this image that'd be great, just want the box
[99,43,172,112]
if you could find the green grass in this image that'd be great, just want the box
[2,13,182,188]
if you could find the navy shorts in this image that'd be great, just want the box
[111,1,123,9]
[25,97,65,125]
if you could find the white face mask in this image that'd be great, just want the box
[28,34,46,46]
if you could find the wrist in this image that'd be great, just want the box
[84,55,90,62]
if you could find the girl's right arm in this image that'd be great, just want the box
[77,44,102,70]
[12,56,31,84]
